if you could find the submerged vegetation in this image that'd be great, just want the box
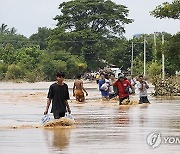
[151,76,180,96]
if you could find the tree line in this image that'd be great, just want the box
[0,0,179,82]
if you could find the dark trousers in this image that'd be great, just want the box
[139,96,150,104]
[119,96,129,105]
[109,93,117,99]
[53,110,65,119]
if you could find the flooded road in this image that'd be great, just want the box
[0,81,180,154]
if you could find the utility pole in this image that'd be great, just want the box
[144,36,146,77]
[162,34,165,81]
[154,32,157,61]
[131,42,134,76]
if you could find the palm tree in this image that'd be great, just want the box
[0,23,9,33]
[9,27,17,35]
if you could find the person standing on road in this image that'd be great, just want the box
[44,71,71,119]
[137,75,150,104]
[73,74,88,102]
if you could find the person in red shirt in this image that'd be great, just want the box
[113,74,133,105]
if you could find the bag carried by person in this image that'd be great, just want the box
[65,112,74,120]
[125,86,133,94]
[100,83,109,91]
[100,79,109,91]
[41,114,50,124]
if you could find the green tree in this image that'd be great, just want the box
[132,56,144,76]
[29,27,52,50]
[0,23,17,34]
[51,50,87,77]
[0,62,7,80]
[48,28,108,70]
[8,27,17,35]
[0,33,30,49]
[15,47,42,71]
[164,32,180,75]
[5,64,25,80]
[41,59,67,80]
[151,0,180,19]
[147,61,162,77]
[55,0,133,36]
[105,39,131,70]
[0,44,16,64]
[49,0,133,70]
[0,23,8,33]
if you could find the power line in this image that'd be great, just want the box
[0,39,100,43]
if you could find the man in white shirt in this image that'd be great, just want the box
[109,73,118,99]
[137,75,150,104]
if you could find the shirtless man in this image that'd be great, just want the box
[73,74,88,102]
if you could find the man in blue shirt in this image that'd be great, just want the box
[98,72,109,100]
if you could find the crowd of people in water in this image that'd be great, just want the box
[44,70,150,120]
[96,71,150,105]
[82,69,150,103]
[72,69,151,106]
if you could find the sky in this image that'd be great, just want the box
[0,0,179,39]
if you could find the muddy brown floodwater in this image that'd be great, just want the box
[0,81,180,154]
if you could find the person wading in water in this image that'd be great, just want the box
[73,74,88,102]
[113,74,134,105]
[137,75,150,104]
[44,71,71,119]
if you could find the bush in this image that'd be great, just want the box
[152,75,180,96]
[133,57,144,76]
[25,72,38,83]
[0,63,7,80]
[147,62,162,77]
[5,64,25,80]
[42,60,67,80]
